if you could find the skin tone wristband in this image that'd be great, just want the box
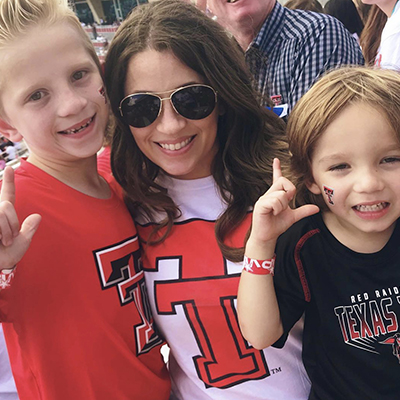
[243,255,275,275]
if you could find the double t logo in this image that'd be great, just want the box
[93,235,163,355]
[140,219,271,389]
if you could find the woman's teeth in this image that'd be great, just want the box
[354,202,387,212]
[159,137,193,151]
[60,116,94,135]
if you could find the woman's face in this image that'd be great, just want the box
[123,49,219,180]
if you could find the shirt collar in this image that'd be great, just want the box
[251,1,285,54]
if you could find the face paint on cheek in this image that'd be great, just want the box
[99,86,107,104]
[323,185,334,205]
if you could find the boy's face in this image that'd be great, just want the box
[0,22,108,166]
[307,102,400,247]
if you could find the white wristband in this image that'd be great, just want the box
[243,255,275,275]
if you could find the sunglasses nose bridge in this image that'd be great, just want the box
[158,92,181,118]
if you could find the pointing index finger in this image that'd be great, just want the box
[272,158,283,184]
[1,167,16,204]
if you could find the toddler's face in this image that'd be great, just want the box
[307,102,400,248]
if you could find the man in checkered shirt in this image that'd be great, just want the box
[207,0,364,113]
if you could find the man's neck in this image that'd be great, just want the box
[234,24,259,50]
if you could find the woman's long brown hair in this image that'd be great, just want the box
[360,5,387,65]
[104,0,289,262]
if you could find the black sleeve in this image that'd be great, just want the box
[272,229,309,347]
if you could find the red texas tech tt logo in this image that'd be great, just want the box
[141,218,273,389]
[93,235,162,355]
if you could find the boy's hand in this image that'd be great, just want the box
[249,159,319,247]
[0,167,41,271]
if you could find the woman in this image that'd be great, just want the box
[359,5,387,65]
[361,0,399,68]
[104,1,310,399]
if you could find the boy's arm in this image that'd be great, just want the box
[237,238,283,350]
[0,167,41,277]
[237,159,318,349]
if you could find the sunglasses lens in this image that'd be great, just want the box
[172,86,216,120]
[120,94,161,128]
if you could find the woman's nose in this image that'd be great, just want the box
[155,99,186,135]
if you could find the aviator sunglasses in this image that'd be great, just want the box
[119,84,218,128]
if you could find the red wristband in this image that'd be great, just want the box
[0,268,15,290]
[243,255,275,275]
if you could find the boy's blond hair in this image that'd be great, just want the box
[288,66,400,209]
[0,0,100,75]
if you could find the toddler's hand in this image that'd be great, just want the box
[249,159,319,247]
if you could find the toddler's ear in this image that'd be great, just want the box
[306,180,322,195]
[0,118,23,142]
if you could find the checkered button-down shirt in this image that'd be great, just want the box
[246,2,364,112]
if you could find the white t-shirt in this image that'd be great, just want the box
[376,2,400,70]
[136,175,311,400]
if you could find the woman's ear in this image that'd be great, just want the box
[0,118,23,142]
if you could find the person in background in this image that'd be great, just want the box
[12,141,26,158]
[203,0,364,113]
[238,67,400,400]
[353,0,372,23]
[0,155,6,171]
[3,143,16,162]
[361,0,399,69]
[97,120,113,175]
[285,0,324,13]
[91,22,97,40]
[104,1,311,399]
[0,138,12,155]
[324,0,364,43]
[0,325,18,400]
[359,5,387,65]
[0,0,170,399]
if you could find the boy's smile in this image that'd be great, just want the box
[308,102,400,252]
[352,201,390,219]
[58,115,95,135]
[0,22,108,168]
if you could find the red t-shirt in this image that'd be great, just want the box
[0,160,170,400]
